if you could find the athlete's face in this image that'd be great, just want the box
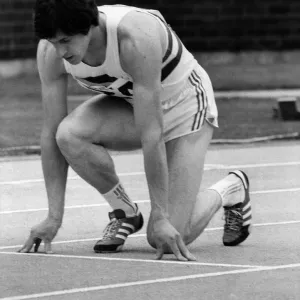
[48,31,91,65]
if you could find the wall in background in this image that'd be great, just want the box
[1,0,300,59]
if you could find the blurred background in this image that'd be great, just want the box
[1,0,300,154]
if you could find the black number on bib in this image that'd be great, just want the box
[118,82,133,97]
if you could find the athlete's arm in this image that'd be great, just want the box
[18,41,69,253]
[119,12,168,221]
[119,13,195,261]
[38,40,69,224]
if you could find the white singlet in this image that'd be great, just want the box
[63,5,218,142]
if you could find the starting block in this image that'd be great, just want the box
[276,97,300,120]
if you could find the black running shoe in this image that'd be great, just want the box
[223,170,252,246]
[94,206,144,253]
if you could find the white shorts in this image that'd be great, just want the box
[162,64,218,142]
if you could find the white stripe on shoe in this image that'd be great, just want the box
[243,210,252,220]
[243,219,252,226]
[122,223,135,231]
[115,234,127,240]
[243,202,251,211]
[118,228,132,235]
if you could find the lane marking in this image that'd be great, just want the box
[0,251,262,269]
[0,235,145,250]
[251,187,300,194]
[2,186,300,215]
[253,220,300,227]
[224,161,300,169]
[1,219,299,251]
[1,161,299,186]
[0,200,149,215]
[1,263,300,300]
[0,173,144,186]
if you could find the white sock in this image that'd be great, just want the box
[207,174,245,207]
[102,182,138,217]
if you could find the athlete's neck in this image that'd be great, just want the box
[82,14,107,67]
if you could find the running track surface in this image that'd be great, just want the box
[0,141,300,300]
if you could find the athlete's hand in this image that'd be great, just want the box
[151,218,196,261]
[18,217,61,254]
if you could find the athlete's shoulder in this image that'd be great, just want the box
[117,10,165,80]
[118,9,163,41]
[118,9,166,59]
[37,40,66,81]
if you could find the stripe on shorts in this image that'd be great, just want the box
[188,71,207,131]
[193,71,208,129]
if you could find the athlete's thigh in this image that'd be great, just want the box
[66,94,142,151]
[165,121,214,234]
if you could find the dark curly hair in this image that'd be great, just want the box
[34,0,99,39]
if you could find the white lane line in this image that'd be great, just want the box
[0,172,144,186]
[0,234,145,250]
[1,161,299,186]
[251,187,300,194]
[1,263,300,300]
[1,219,299,251]
[0,251,263,269]
[225,161,300,169]
[0,200,149,215]
[253,220,300,227]
[2,186,300,215]
[205,220,300,230]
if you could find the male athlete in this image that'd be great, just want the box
[19,0,252,261]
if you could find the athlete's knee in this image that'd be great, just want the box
[55,118,85,157]
[146,234,156,249]
[146,219,156,249]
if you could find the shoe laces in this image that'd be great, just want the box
[102,218,122,240]
[224,208,242,231]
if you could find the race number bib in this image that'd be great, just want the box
[75,75,133,99]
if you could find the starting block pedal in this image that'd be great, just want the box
[276,97,300,120]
